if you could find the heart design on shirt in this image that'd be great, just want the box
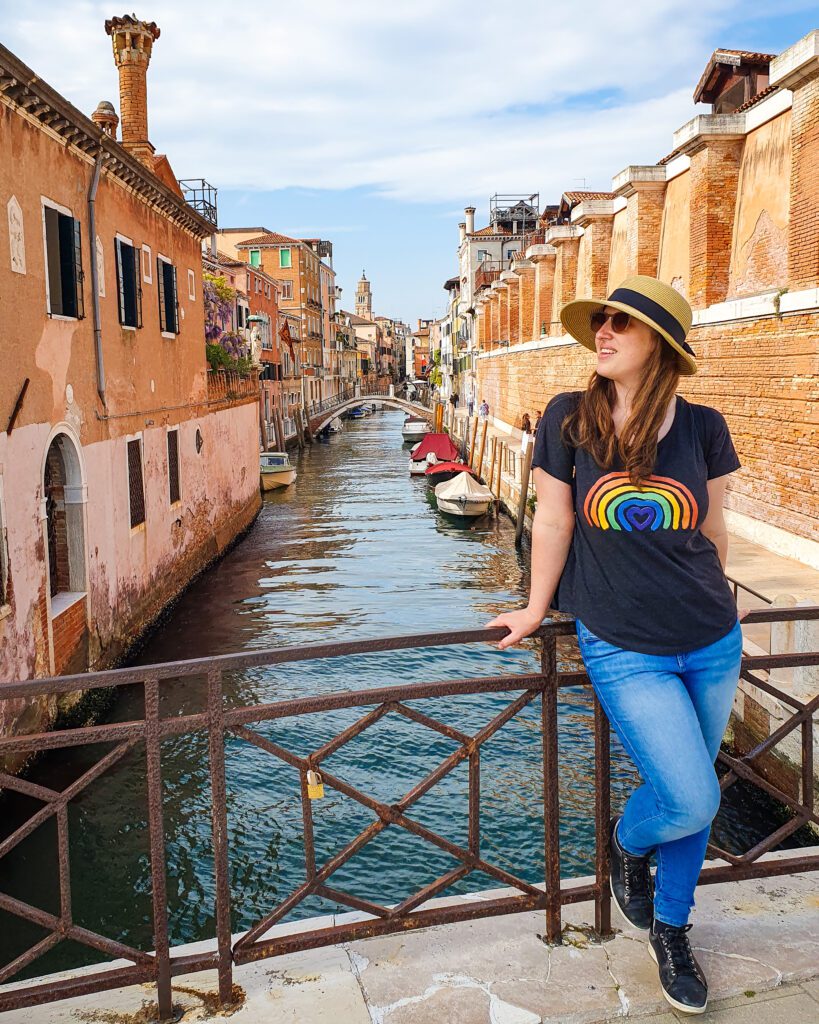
[625,505,654,531]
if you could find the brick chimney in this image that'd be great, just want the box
[92,100,119,138]
[104,14,160,166]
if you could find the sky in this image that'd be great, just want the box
[2,1,817,325]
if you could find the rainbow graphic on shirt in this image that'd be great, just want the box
[583,472,698,532]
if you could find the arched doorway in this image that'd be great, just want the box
[42,431,88,674]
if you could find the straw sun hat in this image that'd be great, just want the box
[560,275,697,375]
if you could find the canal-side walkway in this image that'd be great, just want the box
[3,848,817,1023]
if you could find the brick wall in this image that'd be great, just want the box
[478,307,818,543]
[788,71,819,288]
[51,598,88,676]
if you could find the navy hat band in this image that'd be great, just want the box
[607,287,694,356]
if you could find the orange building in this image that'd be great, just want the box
[0,19,261,737]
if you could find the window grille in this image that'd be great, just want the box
[127,439,146,528]
[167,430,180,505]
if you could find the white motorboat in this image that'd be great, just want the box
[434,472,494,518]
[327,417,343,434]
[260,451,297,491]
[402,416,431,441]
[410,452,438,476]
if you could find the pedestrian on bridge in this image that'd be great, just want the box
[487,276,745,1017]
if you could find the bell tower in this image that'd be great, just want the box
[355,270,372,320]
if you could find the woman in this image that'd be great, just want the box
[487,276,743,1015]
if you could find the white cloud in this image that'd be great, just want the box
[0,0,808,207]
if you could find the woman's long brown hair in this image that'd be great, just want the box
[561,332,681,487]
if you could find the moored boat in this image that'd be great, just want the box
[424,460,474,485]
[260,451,297,491]
[434,472,493,518]
[402,415,431,440]
[408,432,460,475]
[327,417,343,434]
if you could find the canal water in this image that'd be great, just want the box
[0,409,808,978]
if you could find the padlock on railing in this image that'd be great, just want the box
[306,769,324,800]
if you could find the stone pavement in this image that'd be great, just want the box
[2,848,817,1023]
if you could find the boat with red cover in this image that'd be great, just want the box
[424,461,475,484]
[408,433,461,475]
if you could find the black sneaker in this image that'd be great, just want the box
[609,816,654,930]
[648,919,708,1014]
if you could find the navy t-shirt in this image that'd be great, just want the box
[532,391,741,654]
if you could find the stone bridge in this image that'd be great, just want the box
[307,392,434,436]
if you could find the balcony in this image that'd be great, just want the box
[179,178,218,227]
[474,261,503,293]
[206,367,259,404]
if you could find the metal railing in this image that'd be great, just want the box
[0,610,817,1018]
[206,368,260,404]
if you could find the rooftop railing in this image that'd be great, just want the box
[0,610,816,1018]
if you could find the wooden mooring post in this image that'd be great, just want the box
[515,436,535,547]
[476,420,488,479]
[468,417,479,468]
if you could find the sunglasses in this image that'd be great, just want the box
[590,309,633,333]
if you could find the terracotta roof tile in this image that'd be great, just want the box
[710,49,777,62]
[734,82,779,112]
[562,191,616,203]
[469,224,508,236]
[237,231,300,247]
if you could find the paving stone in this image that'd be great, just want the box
[690,990,819,1023]
[2,865,818,1023]
[801,978,819,1004]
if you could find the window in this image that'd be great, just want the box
[142,244,152,283]
[249,249,261,267]
[115,237,142,328]
[280,281,293,300]
[279,248,291,269]
[167,429,180,505]
[156,256,179,334]
[187,269,195,301]
[43,204,84,318]
[127,438,145,528]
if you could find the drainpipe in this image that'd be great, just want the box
[88,151,107,411]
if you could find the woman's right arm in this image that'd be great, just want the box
[486,467,575,650]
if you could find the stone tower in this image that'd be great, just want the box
[104,14,161,166]
[355,270,372,320]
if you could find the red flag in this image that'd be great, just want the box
[279,318,296,361]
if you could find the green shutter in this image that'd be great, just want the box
[157,256,166,331]
[72,217,84,319]
[115,239,126,324]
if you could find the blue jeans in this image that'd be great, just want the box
[575,618,743,927]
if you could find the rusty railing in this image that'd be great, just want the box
[0,608,817,1019]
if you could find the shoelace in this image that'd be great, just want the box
[623,854,654,902]
[658,924,703,981]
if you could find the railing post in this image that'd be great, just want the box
[207,668,235,1009]
[540,633,562,943]
[143,676,174,1022]
[593,693,612,938]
